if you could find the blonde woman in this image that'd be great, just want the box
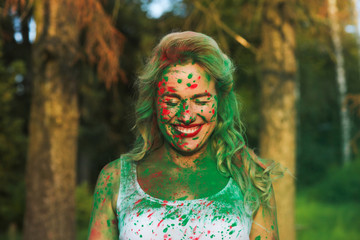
[88,31,281,240]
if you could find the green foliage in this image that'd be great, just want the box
[296,160,360,239]
[0,39,27,231]
[296,192,360,240]
[307,159,360,203]
[75,182,93,240]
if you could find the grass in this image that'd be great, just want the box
[296,192,360,240]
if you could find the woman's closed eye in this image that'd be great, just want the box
[194,99,210,105]
[163,99,180,106]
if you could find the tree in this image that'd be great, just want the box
[4,0,124,239]
[22,0,80,238]
[258,0,297,239]
[328,0,351,165]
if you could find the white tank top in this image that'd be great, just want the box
[116,156,252,240]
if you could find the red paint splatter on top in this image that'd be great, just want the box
[147,212,154,218]
[185,110,190,114]
[158,219,164,227]
[134,199,143,205]
[188,84,198,89]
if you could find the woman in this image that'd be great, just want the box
[88,31,281,240]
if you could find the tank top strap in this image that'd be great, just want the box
[117,155,137,209]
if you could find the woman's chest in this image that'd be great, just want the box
[119,197,251,240]
[136,163,229,201]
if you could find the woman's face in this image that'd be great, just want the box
[156,62,217,154]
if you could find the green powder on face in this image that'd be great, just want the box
[186,83,191,87]
[187,73,193,79]
[192,137,199,140]
[255,236,261,240]
[177,79,182,83]
[205,73,211,82]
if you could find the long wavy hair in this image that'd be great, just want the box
[124,31,280,214]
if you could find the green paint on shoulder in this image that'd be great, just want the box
[177,79,182,83]
[255,235,261,240]
[187,73,193,79]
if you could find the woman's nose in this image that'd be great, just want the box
[178,101,196,124]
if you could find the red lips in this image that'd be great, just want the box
[172,124,203,138]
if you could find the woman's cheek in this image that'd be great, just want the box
[198,104,217,122]
[158,104,174,122]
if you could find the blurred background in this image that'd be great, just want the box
[0,0,359,239]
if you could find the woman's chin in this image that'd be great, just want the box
[171,141,205,155]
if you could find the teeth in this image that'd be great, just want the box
[174,126,200,134]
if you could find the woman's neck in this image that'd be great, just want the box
[157,143,211,169]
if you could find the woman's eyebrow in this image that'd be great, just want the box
[191,92,213,99]
[162,93,181,99]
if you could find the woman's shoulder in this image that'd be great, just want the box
[94,157,123,209]
[100,157,122,176]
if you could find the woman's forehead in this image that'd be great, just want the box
[160,63,215,92]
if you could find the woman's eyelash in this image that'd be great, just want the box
[195,100,209,105]
[164,101,179,106]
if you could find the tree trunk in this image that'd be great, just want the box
[258,0,296,239]
[328,0,351,165]
[23,0,79,239]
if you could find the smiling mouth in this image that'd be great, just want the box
[172,124,203,138]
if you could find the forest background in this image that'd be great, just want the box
[0,0,360,239]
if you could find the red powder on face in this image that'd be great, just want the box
[188,84,198,89]
[158,88,165,95]
[212,109,215,114]
[198,76,201,80]
[168,87,176,93]
[162,108,170,115]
